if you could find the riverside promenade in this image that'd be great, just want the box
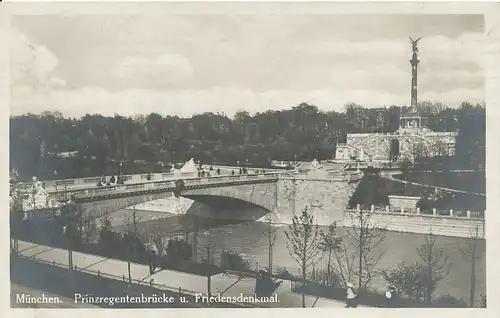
[14,240,367,308]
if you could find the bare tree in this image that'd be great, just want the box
[147,227,169,256]
[263,211,278,274]
[200,238,217,296]
[123,205,141,284]
[345,208,386,290]
[284,206,321,308]
[459,225,483,307]
[416,231,451,303]
[79,206,98,244]
[318,222,341,286]
[332,238,357,286]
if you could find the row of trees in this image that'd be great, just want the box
[10,101,485,180]
[283,206,483,308]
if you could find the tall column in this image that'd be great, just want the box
[409,37,421,109]
[410,52,419,108]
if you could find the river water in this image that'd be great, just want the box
[195,221,486,304]
[107,197,486,306]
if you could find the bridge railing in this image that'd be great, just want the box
[49,173,283,198]
[17,167,286,191]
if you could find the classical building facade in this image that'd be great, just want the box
[335,38,458,163]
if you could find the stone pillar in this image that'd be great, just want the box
[356,204,361,212]
[467,210,471,219]
[386,205,390,213]
[432,208,436,215]
[371,204,375,212]
[416,207,420,214]
[400,206,404,214]
[449,209,453,217]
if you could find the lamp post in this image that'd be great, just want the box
[53,169,58,191]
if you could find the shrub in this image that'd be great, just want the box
[382,261,426,301]
[309,268,343,288]
[166,238,192,261]
[275,267,295,280]
[219,250,250,271]
[431,295,468,308]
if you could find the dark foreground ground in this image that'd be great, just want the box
[10,255,245,308]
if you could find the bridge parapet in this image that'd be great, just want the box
[16,166,286,190]
[60,173,282,201]
[344,205,485,238]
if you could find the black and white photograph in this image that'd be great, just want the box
[5,1,497,310]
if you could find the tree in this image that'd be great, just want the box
[123,206,140,284]
[400,158,412,181]
[345,208,386,290]
[416,231,451,303]
[263,212,278,275]
[389,139,400,162]
[318,222,341,286]
[382,261,426,301]
[459,225,483,307]
[284,206,321,308]
[147,228,168,256]
[331,238,357,286]
[9,185,24,253]
[200,239,217,296]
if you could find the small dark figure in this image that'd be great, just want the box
[263,169,266,174]
[97,181,103,187]
[345,283,358,308]
[231,170,235,176]
[148,250,156,274]
[110,175,116,183]
[146,172,152,181]
[239,168,243,175]
[216,168,221,175]
[117,176,124,184]
[385,285,397,308]
[209,165,214,171]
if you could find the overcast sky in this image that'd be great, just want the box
[10,14,485,118]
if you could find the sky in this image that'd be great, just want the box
[10,14,485,118]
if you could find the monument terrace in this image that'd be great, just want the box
[335,37,458,163]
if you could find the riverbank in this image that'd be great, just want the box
[12,240,363,308]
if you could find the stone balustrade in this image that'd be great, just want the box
[344,204,485,238]
[348,204,484,219]
[49,173,283,200]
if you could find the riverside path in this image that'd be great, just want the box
[13,240,371,308]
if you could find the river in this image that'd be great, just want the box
[107,198,486,306]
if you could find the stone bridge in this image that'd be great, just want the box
[52,170,363,225]
[68,174,281,219]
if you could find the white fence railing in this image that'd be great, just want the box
[346,204,485,220]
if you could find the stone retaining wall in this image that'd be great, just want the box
[343,210,485,238]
